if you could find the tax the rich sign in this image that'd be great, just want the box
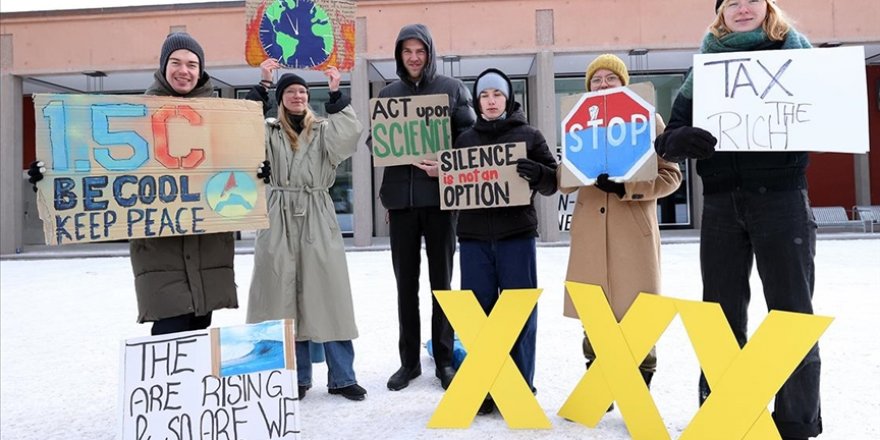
[438,142,530,210]
[693,46,869,153]
[33,94,269,245]
[119,320,300,440]
[370,94,453,167]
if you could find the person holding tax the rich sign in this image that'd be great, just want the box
[452,68,558,416]
[653,1,823,439]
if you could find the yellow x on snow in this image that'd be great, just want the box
[428,289,550,429]
[675,300,832,440]
[559,282,675,440]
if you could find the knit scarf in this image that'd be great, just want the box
[678,27,811,99]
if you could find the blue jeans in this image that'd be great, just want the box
[296,340,357,390]
[699,189,821,438]
[459,237,538,390]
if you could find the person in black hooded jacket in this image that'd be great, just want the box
[654,2,821,439]
[379,24,476,393]
[454,68,557,415]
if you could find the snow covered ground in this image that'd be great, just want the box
[2,239,878,439]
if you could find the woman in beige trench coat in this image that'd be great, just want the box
[245,60,366,401]
[561,54,682,394]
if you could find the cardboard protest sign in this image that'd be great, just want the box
[370,94,453,167]
[560,82,658,188]
[245,0,356,71]
[119,320,300,440]
[33,93,269,245]
[693,46,869,153]
[438,142,529,210]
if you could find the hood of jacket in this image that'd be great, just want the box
[394,24,437,87]
[472,67,516,119]
[145,69,214,97]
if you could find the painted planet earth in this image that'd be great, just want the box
[260,0,334,69]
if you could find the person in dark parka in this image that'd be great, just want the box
[454,68,558,415]
[654,2,820,439]
[379,23,476,392]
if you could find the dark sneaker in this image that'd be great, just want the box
[477,397,495,415]
[298,384,311,400]
[387,365,421,391]
[329,383,367,401]
[436,366,456,390]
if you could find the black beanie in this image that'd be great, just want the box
[160,32,205,77]
[275,73,309,104]
[715,0,724,12]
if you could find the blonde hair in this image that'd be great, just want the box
[278,105,319,150]
[710,0,791,41]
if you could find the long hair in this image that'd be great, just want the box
[278,103,319,150]
[710,0,792,40]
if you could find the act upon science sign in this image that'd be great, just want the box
[32,94,269,245]
[369,94,452,167]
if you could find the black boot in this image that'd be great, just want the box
[641,370,654,389]
[387,365,421,391]
[329,383,367,401]
[297,384,311,400]
[477,397,495,415]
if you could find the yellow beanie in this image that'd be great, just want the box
[585,54,629,91]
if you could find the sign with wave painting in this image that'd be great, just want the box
[215,319,296,376]
[245,0,356,71]
[119,320,300,440]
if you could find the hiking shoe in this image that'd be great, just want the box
[329,383,367,401]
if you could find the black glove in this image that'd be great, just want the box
[654,126,717,162]
[595,173,626,198]
[257,160,271,183]
[516,158,546,184]
[27,160,45,192]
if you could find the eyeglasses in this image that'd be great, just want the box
[590,74,621,87]
[724,0,766,11]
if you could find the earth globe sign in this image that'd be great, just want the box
[260,0,335,69]
[205,171,259,218]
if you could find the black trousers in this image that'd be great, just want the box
[698,190,821,439]
[151,312,212,336]
[389,207,456,371]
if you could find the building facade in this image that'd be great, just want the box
[2,0,879,253]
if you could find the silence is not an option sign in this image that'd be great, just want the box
[438,142,530,210]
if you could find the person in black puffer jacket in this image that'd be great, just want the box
[654,2,820,439]
[454,68,557,416]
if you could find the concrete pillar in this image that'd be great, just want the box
[351,17,374,246]
[371,80,389,237]
[1,34,24,254]
[854,154,871,207]
[530,10,560,243]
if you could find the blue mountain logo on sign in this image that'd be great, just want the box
[561,87,655,185]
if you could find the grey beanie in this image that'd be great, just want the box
[475,72,510,99]
[160,32,205,77]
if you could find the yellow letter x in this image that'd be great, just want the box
[675,299,832,440]
[559,282,676,440]
[428,289,550,429]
